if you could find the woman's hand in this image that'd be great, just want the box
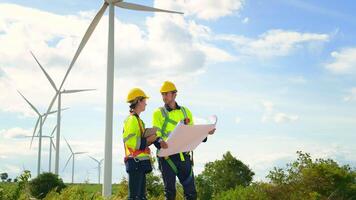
[160,141,168,149]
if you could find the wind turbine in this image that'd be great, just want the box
[30,51,95,176]
[25,126,57,172]
[89,156,104,184]
[63,137,87,184]
[43,1,183,196]
[17,91,61,176]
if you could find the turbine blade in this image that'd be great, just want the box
[17,91,41,116]
[62,154,73,171]
[51,139,56,151]
[62,89,96,94]
[75,152,87,155]
[30,51,58,91]
[43,110,58,116]
[115,2,183,14]
[59,2,108,91]
[63,137,73,153]
[41,91,59,126]
[50,125,57,137]
[30,117,40,148]
[88,155,99,163]
[42,3,107,124]
[43,107,68,116]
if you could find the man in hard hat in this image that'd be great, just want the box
[152,81,215,200]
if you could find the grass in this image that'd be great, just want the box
[0,182,17,190]
[68,183,120,194]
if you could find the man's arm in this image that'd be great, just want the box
[152,109,164,149]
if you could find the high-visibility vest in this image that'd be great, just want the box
[152,105,194,161]
[123,114,151,161]
[152,106,193,141]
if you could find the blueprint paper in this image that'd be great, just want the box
[158,115,217,157]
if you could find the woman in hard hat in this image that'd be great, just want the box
[123,88,157,200]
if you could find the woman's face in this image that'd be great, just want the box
[137,98,147,112]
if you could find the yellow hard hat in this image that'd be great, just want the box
[126,88,149,103]
[160,81,177,93]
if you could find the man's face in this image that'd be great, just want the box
[161,92,176,104]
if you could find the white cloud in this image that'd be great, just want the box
[219,29,329,58]
[155,0,244,20]
[344,87,356,102]
[0,164,21,174]
[235,117,241,124]
[0,127,31,139]
[262,101,274,112]
[274,113,299,123]
[242,17,249,24]
[325,48,356,74]
[0,3,232,116]
[0,141,36,157]
[261,101,299,123]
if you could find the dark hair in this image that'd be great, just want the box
[129,96,145,113]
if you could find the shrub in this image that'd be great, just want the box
[29,172,65,199]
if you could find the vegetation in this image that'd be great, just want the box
[0,151,355,200]
[29,172,66,199]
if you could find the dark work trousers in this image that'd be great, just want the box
[159,153,197,200]
[128,169,147,200]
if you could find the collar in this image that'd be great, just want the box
[130,112,140,118]
[165,102,181,112]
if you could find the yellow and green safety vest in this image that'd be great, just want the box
[152,105,193,160]
[123,114,151,161]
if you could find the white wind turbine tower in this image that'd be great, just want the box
[63,137,87,184]
[46,1,183,196]
[17,91,60,176]
[89,156,104,184]
[30,52,95,176]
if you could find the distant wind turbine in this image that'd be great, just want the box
[63,137,87,183]
[25,126,57,172]
[30,51,95,176]
[17,91,63,176]
[89,156,104,184]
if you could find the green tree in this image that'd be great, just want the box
[146,172,164,199]
[197,151,254,198]
[195,174,213,200]
[267,151,356,200]
[29,172,66,199]
[0,173,8,182]
[12,170,32,200]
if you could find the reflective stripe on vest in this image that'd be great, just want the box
[159,106,188,138]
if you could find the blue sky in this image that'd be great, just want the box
[1,0,356,184]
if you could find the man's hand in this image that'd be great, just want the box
[208,128,216,135]
[160,140,168,149]
[146,134,157,144]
